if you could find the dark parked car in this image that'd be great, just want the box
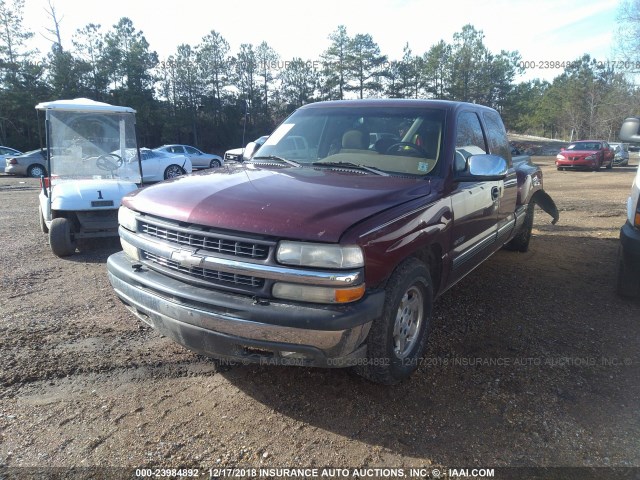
[610,142,630,167]
[555,140,614,171]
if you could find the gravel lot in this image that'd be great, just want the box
[1,156,639,477]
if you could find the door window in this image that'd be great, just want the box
[455,112,487,171]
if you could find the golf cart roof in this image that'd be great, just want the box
[35,98,136,114]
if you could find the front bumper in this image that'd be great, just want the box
[556,159,597,169]
[107,251,384,367]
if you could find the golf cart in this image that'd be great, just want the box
[37,98,143,257]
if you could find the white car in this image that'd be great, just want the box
[224,136,268,162]
[153,144,222,169]
[0,146,22,173]
[138,148,192,181]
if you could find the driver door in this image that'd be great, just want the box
[139,150,162,182]
[449,111,500,284]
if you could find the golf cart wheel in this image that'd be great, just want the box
[164,165,185,179]
[49,217,76,257]
[38,205,49,234]
[209,159,222,168]
[27,164,47,178]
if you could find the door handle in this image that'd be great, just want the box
[491,186,500,201]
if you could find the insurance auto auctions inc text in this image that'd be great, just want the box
[207,467,495,478]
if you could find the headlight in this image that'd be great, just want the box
[556,154,565,160]
[585,155,596,161]
[118,205,139,231]
[120,237,140,261]
[272,282,365,304]
[276,241,364,268]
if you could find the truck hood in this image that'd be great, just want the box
[124,165,431,242]
[51,179,139,210]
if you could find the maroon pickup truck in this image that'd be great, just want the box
[107,99,559,384]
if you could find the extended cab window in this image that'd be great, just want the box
[483,111,512,165]
[455,111,486,171]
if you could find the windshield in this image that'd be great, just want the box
[567,142,601,151]
[47,109,141,182]
[254,105,445,176]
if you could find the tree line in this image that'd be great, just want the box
[1,0,639,154]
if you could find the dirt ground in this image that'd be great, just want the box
[1,156,639,478]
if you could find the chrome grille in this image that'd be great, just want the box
[140,221,269,259]
[144,251,264,288]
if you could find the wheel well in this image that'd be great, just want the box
[412,244,443,296]
[51,211,80,230]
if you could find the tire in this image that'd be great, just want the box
[27,164,46,178]
[164,165,185,179]
[504,202,534,252]
[615,244,640,298]
[355,258,433,385]
[49,217,76,257]
[209,159,222,168]
[606,160,613,170]
[38,205,48,234]
[593,161,601,172]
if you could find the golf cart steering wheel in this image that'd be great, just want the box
[96,153,123,171]
[385,142,428,157]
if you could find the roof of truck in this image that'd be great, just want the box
[299,98,497,113]
[35,98,136,113]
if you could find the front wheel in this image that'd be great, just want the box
[164,165,186,179]
[355,258,433,385]
[209,159,222,168]
[49,217,76,257]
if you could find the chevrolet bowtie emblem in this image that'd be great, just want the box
[171,250,204,268]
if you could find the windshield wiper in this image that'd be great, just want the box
[312,161,389,176]
[251,155,301,167]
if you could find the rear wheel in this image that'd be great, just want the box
[164,165,185,179]
[27,164,46,178]
[355,258,433,385]
[49,217,76,257]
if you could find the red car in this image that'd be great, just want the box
[556,140,614,171]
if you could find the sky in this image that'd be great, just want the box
[21,0,622,83]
